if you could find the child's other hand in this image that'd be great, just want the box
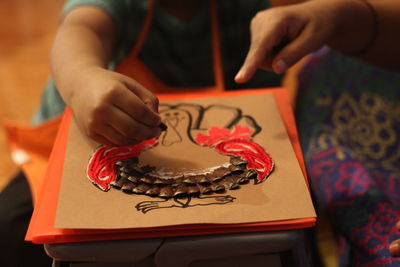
[70,67,161,146]
[235,1,336,83]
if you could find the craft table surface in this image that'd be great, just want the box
[45,229,310,266]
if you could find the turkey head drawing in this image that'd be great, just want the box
[87,103,274,200]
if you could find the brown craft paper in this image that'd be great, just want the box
[55,93,315,229]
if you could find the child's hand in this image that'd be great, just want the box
[50,7,162,146]
[70,67,162,146]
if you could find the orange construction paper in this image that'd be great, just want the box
[3,116,61,204]
[26,88,316,244]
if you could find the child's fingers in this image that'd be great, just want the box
[114,86,161,127]
[88,124,138,147]
[83,106,145,146]
[102,124,140,147]
[123,77,160,113]
[90,133,120,147]
[107,107,161,141]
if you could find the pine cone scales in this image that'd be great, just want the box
[110,156,256,198]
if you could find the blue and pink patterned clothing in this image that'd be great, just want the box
[296,47,400,266]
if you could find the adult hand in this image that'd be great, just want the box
[70,67,161,146]
[235,0,349,83]
[235,1,335,82]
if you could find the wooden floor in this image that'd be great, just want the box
[0,0,64,190]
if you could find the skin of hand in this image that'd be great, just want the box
[235,0,377,83]
[390,221,400,257]
[69,67,162,147]
[51,7,161,147]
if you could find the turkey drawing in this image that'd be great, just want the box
[86,103,274,211]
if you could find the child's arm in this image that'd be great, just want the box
[236,0,400,83]
[51,6,161,146]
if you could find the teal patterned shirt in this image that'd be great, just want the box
[32,0,282,124]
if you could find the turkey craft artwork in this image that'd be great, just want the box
[86,103,274,212]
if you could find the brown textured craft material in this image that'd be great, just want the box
[111,156,254,198]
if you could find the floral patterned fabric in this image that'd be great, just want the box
[295,47,400,266]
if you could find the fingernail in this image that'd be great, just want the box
[143,99,158,113]
[274,59,287,74]
[390,242,400,256]
[147,103,157,113]
[235,69,245,82]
